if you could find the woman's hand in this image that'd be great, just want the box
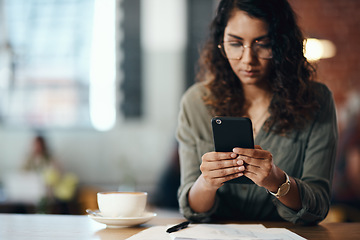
[188,151,244,213]
[200,151,245,190]
[232,145,284,191]
[190,145,299,213]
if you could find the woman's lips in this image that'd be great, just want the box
[242,69,259,77]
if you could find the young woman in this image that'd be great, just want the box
[176,0,338,224]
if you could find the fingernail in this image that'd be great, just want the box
[237,160,243,165]
[231,153,237,158]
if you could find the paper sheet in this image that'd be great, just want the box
[170,224,306,240]
[126,224,307,240]
[171,224,265,239]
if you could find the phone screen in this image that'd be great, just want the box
[211,117,254,184]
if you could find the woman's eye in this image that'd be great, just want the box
[255,40,271,48]
[229,42,243,47]
[256,42,271,48]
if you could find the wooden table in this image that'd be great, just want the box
[0,212,359,240]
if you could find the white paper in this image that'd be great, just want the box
[170,224,267,240]
[170,224,306,240]
[257,228,307,240]
[125,224,306,240]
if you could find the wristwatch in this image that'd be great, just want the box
[267,171,291,198]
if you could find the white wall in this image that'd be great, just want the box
[0,0,186,197]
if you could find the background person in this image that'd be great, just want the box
[22,135,60,173]
[21,134,78,214]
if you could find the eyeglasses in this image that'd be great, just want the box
[218,40,273,60]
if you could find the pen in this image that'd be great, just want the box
[166,221,191,233]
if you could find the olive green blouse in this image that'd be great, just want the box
[176,82,338,224]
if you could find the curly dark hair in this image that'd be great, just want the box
[197,0,320,134]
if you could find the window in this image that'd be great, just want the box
[0,0,116,131]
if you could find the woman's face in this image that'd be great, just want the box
[223,10,272,87]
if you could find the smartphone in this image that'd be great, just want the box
[211,117,254,184]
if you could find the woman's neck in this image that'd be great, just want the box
[242,83,272,138]
[243,83,272,106]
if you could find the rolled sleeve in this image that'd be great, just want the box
[274,86,338,224]
[178,181,219,222]
[273,179,331,224]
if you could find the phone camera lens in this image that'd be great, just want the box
[216,119,222,124]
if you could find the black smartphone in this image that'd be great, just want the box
[211,117,254,184]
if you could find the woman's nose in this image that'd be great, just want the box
[241,45,257,64]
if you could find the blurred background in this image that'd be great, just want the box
[0,0,359,221]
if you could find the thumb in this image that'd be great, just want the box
[254,145,262,150]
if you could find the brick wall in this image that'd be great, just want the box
[289,0,360,121]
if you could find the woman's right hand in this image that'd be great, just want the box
[200,151,245,190]
[188,151,244,213]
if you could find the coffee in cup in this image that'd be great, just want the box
[97,191,147,218]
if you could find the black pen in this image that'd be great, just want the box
[166,221,191,233]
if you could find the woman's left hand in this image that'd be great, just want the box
[232,145,284,191]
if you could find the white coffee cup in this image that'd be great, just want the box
[97,191,147,218]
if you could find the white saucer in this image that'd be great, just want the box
[88,211,157,228]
